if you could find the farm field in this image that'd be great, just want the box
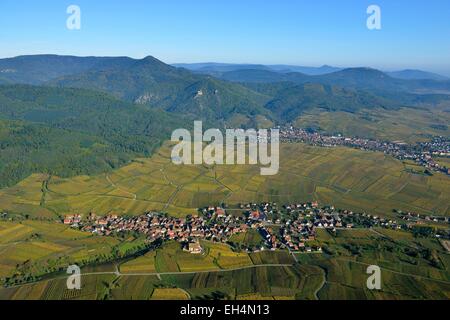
[0,142,448,220]
[205,242,254,269]
[0,224,294,287]
[0,265,320,300]
[297,227,450,299]
[229,229,265,249]
[0,220,115,278]
[151,288,190,300]
[0,227,449,300]
[0,219,161,286]
[119,240,263,273]
[311,257,450,300]
[0,141,449,300]
[0,274,116,300]
[119,251,157,274]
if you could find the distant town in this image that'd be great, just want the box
[280,127,450,176]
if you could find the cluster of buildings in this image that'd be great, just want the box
[63,214,82,225]
[397,210,450,225]
[280,127,450,175]
[63,200,447,254]
[77,210,251,245]
[240,202,402,251]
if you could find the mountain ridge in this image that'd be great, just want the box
[2,54,450,125]
[173,61,449,80]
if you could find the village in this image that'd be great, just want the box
[280,127,450,176]
[63,201,450,255]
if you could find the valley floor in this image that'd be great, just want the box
[0,141,448,300]
[0,142,448,220]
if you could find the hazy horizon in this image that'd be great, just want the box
[1,53,449,77]
[2,0,450,76]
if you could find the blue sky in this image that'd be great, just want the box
[1,0,449,75]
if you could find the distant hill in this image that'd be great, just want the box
[220,67,450,94]
[175,61,450,94]
[267,64,342,75]
[0,54,138,85]
[252,67,409,93]
[173,62,272,73]
[1,54,450,127]
[248,82,400,120]
[50,58,434,124]
[48,56,272,125]
[387,69,449,81]
[219,69,301,83]
[173,62,341,75]
[315,68,450,94]
[3,55,449,94]
[176,62,450,81]
[312,68,402,92]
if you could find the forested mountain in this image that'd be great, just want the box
[176,62,448,80]
[154,77,272,123]
[2,55,450,112]
[47,56,272,124]
[0,119,118,186]
[0,54,138,85]
[0,54,449,187]
[0,85,185,187]
[48,61,445,125]
[3,55,449,95]
[213,67,450,94]
[0,84,183,135]
[1,56,448,129]
[313,68,450,94]
[262,83,398,119]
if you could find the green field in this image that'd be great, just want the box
[120,241,261,273]
[1,142,448,220]
[229,229,265,249]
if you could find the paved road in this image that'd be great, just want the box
[82,263,295,277]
